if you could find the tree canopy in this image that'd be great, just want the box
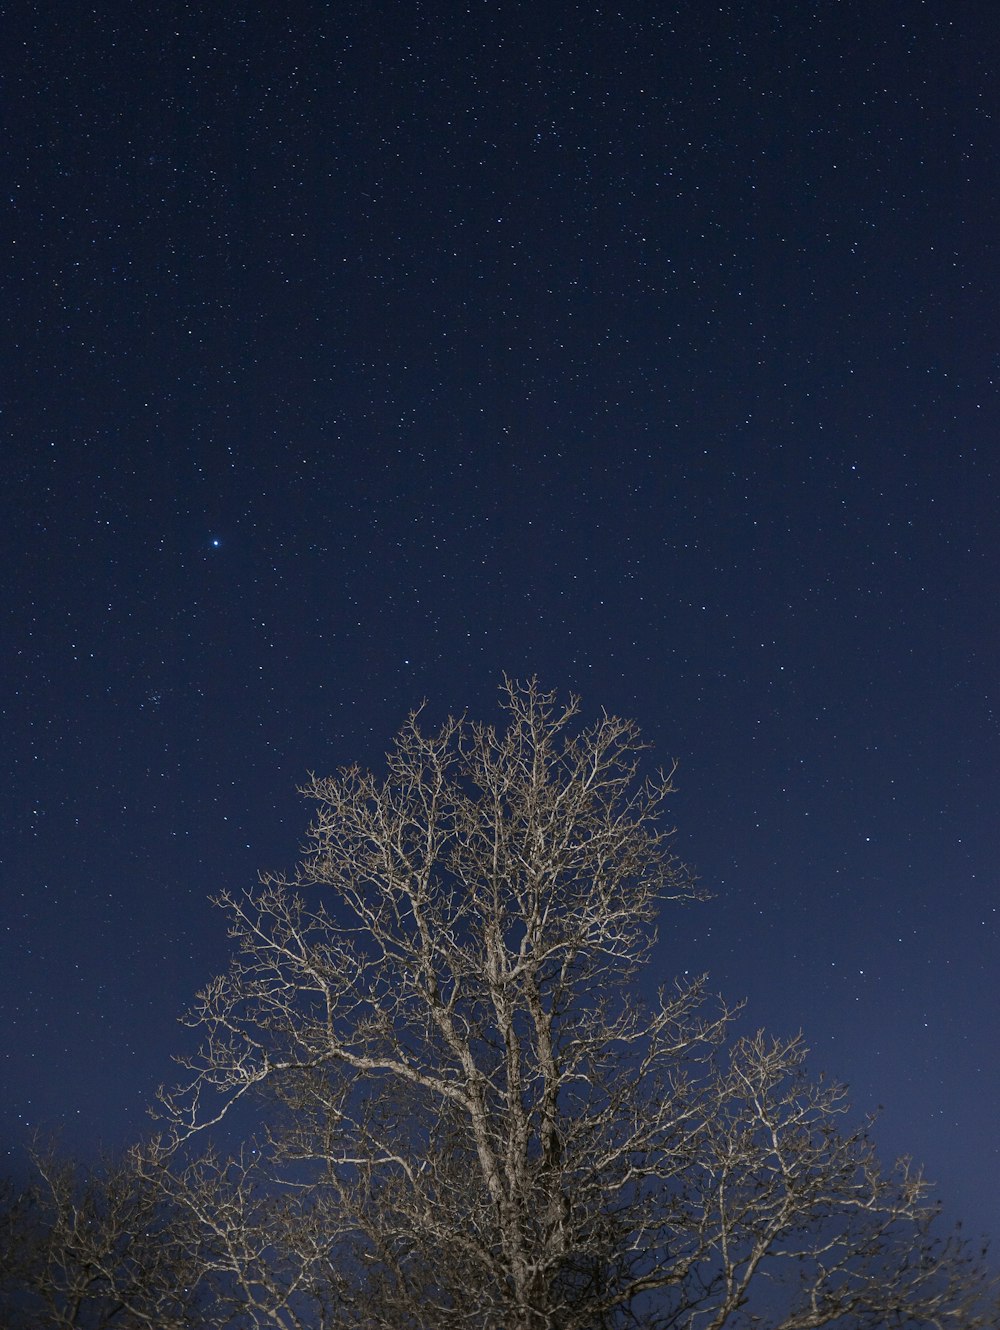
[2,681,994,1329]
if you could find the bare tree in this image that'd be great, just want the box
[154,679,994,1329]
[0,1143,214,1330]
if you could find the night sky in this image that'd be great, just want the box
[4,0,998,1256]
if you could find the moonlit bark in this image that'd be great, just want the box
[149,680,994,1330]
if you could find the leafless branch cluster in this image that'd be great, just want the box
[3,681,994,1329]
[0,1143,206,1329]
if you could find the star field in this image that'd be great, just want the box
[2,0,998,1252]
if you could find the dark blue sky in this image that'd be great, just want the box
[3,0,998,1253]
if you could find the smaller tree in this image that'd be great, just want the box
[0,1143,211,1330]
